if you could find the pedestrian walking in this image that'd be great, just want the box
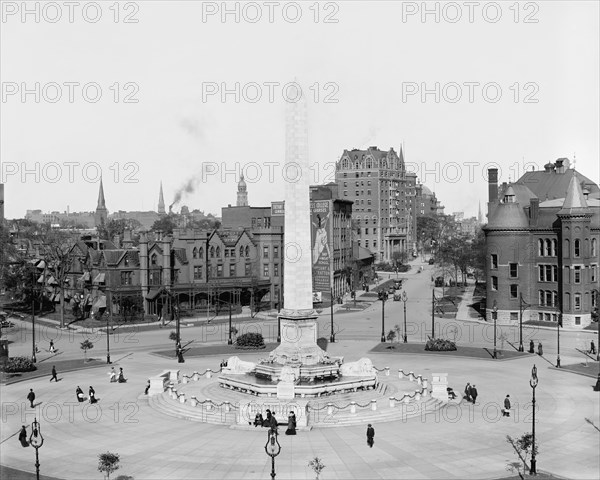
[18,426,29,447]
[503,395,511,417]
[464,382,471,402]
[50,365,58,382]
[285,411,297,435]
[89,386,97,404]
[471,385,478,404]
[27,389,35,408]
[589,341,596,355]
[76,386,84,402]
[529,340,535,354]
[118,367,126,383]
[144,380,151,395]
[49,339,55,353]
[366,424,375,448]
[538,342,543,356]
[108,367,116,383]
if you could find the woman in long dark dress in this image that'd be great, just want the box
[76,386,84,402]
[285,411,296,435]
[89,386,97,404]
[118,367,126,383]
[263,409,272,428]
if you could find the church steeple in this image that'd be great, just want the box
[95,177,108,227]
[158,182,166,215]
[237,174,248,206]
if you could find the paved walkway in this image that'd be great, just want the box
[1,339,598,479]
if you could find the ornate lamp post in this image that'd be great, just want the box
[556,312,562,368]
[518,293,525,352]
[592,289,599,362]
[401,291,408,343]
[29,417,44,480]
[106,288,112,364]
[329,287,335,343]
[227,300,233,345]
[529,364,538,475]
[379,290,388,342]
[265,427,281,480]
[492,300,498,359]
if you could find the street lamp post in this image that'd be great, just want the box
[106,289,112,364]
[265,427,281,480]
[29,417,44,480]
[402,291,408,343]
[593,289,599,362]
[431,289,435,339]
[556,313,561,368]
[227,301,233,345]
[330,287,335,343]
[379,290,388,342]
[529,364,538,475]
[518,293,525,352]
[31,271,37,363]
[492,300,498,359]
[277,288,281,343]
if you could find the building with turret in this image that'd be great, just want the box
[237,175,248,206]
[94,178,108,228]
[484,158,599,328]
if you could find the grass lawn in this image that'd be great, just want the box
[1,357,107,385]
[370,342,531,361]
[0,465,62,480]
[153,342,279,359]
[551,361,600,379]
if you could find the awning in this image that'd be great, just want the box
[93,273,106,284]
[92,296,107,309]
[145,288,163,300]
[81,272,91,282]
[83,294,92,307]
[46,276,58,286]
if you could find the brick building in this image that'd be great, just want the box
[484,159,599,328]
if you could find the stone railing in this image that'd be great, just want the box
[180,368,221,383]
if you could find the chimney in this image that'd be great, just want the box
[488,168,498,202]
[529,198,539,226]
[122,229,133,248]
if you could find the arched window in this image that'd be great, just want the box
[552,291,558,307]
[240,246,244,257]
[539,290,545,305]
[342,158,349,169]
[245,245,250,257]
[199,246,203,258]
[545,239,551,256]
[545,291,552,307]
[216,247,221,257]
[151,254,157,266]
[551,239,557,257]
[365,158,372,169]
[564,293,571,310]
[592,238,597,257]
[538,239,544,256]
[574,239,580,257]
[584,239,590,257]
[564,239,570,258]
[192,247,198,259]
[210,246,215,258]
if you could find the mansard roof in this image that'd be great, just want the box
[486,202,530,229]
[517,168,598,201]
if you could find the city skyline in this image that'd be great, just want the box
[1,2,598,220]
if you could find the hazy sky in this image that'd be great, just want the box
[1,0,598,219]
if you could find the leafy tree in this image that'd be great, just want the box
[80,339,94,362]
[506,433,539,478]
[308,457,326,480]
[105,218,142,241]
[386,329,396,342]
[98,452,120,480]
[150,216,177,235]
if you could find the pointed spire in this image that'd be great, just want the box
[158,182,166,214]
[559,172,589,215]
[97,177,106,209]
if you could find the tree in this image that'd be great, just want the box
[80,339,94,362]
[105,218,142,241]
[98,452,120,480]
[386,329,396,342]
[506,433,539,478]
[394,324,402,342]
[150,216,177,235]
[308,457,326,480]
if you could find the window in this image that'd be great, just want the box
[231,248,235,258]
[491,276,498,290]
[545,291,552,306]
[151,254,157,266]
[240,246,244,257]
[538,265,544,282]
[575,316,581,326]
[564,293,570,310]
[539,290,545,305]
[545,265,552,282]
[574,239,580,257]
[365,240,369,248]
[592,238,597,257]
[373,241,377,248]
[510,312,518,321]
[365,228,369,235]
[274,264,279,276]
[509,263,518,278]
[216,247,221,257]
[192,247,198,259]
[538,239,544,256]
[245,263,251,276]
[343,191,348,197]
[274,246,279,258]
[491,254,498,269]
[199,246,203,258]
[552,265,558,282]
[592,265,597,282]
[120,271,133,286]
[210,246,215,258]
[194,266,203,280]
[564,239,570,258]
[545,239,551,256]
[207,265,212,278]
[229,264,236,277]
[552,291,558,307]
[574,293,581,311]
[551,239,557,257]
[574,266,581,284]
[510,284,518,298]
[224,249,229,258]
[245,246,250,257]
[263,264,269,277]
[216,265,223,277]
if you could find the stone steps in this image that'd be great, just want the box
[149,392,238,425]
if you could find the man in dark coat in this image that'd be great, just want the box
[503,395,511,417]
[366,424,375,448]
[464,383,471,402]
[471,385,478,404]
[27,389,35,408]
[529,340,535,354]
[18,426,29,447]
[285,411,296,435]
[538,342,543,356]
[50,365,58,382]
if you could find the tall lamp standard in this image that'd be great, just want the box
[592,289,599,362]
[329,287,335,343]
[29,417,44,480]
[401,291,408,343]
[227,300,233,345]
[518,293,525,352]
[31,271,37,363]
[529,364,538,475]
[556,312,562,368]
[106,288,112,364]
[265,427,281,480]
[378,290,388,342]
[492,300,498,359]
[277,288,281,343]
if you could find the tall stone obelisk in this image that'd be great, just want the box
[270,84,327,366]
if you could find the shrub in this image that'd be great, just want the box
[424,338,457,351]
[2,356,37,373]
[235,332,265,349]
